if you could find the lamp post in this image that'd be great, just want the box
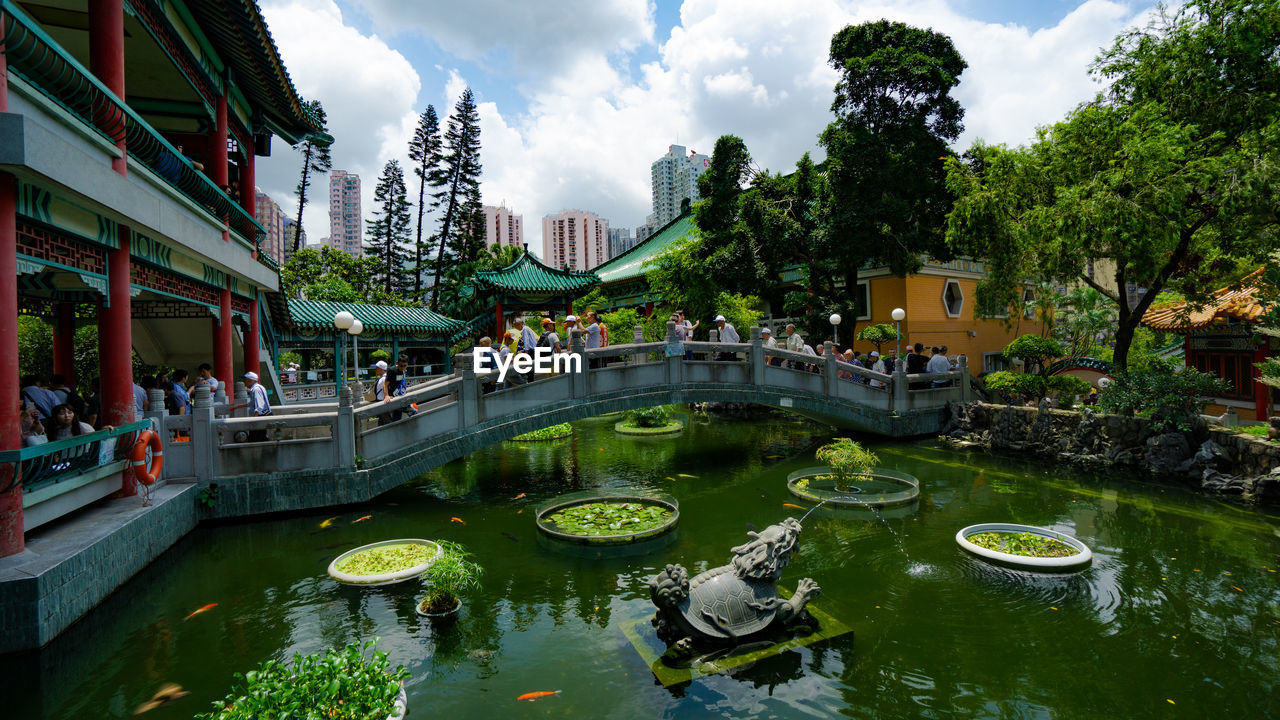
[333,311,354,399]
[829,313,842,347]
[891,307,906,364]
[348,319,364,395]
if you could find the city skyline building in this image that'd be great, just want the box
[607,226,638,259]
[542,209,609,271]
[649,144,710,230]
[483,204,524,250]
[325,169,362,256]
[283,217,306,253]
[254,188,288,265]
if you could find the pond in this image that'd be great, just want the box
[5,407,1280,719]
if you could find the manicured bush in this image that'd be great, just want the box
[1002,334,1064,376]
[983,371,1047,403]
[1098,367,1230,433]
[814,438,879,489]
[1046,375,1092,408]
[511,423,572,441]
[627,406,673,428]
[197,639,407,719]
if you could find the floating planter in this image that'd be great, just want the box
[956,523,1093,572]
[615,419,684,435]
[536,492,679,548]
[616,407,684,436]
[510,422,573,441]
[787,466,919,508]
[327,539,440,586]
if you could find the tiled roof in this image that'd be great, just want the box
[473,251,600,294]
[1143,269,1270,330]
[594,214,696,285]
[282,299,465,336]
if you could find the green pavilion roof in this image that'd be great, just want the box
[594,214,696,285]
[473,251,600,295]
[281,299,465,337]
[185,1,331,144]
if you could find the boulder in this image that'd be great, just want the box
[1144,433,1191,476]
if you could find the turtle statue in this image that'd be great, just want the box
[648,517,821,665]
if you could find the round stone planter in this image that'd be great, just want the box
[387,687,408,720]
[614,420,684,436]
[416,597,462,620]
[956,523,1093,573]
[327,539,440,586]
[787,466,919,508]
[536,494,679,548]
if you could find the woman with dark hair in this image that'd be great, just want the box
[46,403,103,442]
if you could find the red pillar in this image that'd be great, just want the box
[212,94,229,187]
[244,292,260,380]
[88,0,127,175]
[100,234,135,496]
[215,281,233,391]
[495,300,504,339]
[53,302,75,386]
[1254,342,1270,421]
[241,141,256,217]
[0,170,23,556]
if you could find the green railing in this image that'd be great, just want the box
[1,1,268,249]
[0,420,149,494]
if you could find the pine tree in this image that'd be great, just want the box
[292,100,333,253]
[407,105,442,299]
[364,160,412,296]
[428,88,483,310]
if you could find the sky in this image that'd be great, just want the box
[254,0,1154,258]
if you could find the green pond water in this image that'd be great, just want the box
[6,408,1280,719]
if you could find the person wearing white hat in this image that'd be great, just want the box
[760,326,777,349]
[870,350,887,388]
[714,314,738,360]
[242,371,271,440]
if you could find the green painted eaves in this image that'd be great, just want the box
[282,299,465,336]
[594,213,696,286]
[473,251,600,295]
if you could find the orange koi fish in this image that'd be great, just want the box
[517,690,561,702]
[183,603,217,621]
[133,683,190,714]
[451,517,466,525]
[353,515,372,523]
[512,493,526,500]
[782,503,807,511]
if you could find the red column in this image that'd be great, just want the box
[244,292,260,380]
[495,300,504,339]
[241,141,256,217]
[53,302,76,386]
[0,170,23,556]
[212,94,229,187]
[1254,342,1270,421]
[100,234,135,496]
[215,281,233,390]
[88,0,127,175]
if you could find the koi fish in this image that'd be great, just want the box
[133,683,190,714]
[517,690,561,702]
[451,517,466,525]
[517,509,524,514]
[353,515,372,523]
[518,446,530,449]
[318,516,339,529]
[665,476,675,481]
[512,493,526,500]
[766,455,782,459]
[782,503,807,511]
[501,532,519,543]
[677,473,698,479]
[183,603,217,621]
[1231,585,1244,592]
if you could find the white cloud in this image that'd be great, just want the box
[255,0,421,245]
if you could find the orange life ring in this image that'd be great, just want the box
[131,430,163,486]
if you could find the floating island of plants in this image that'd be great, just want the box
[956,523,1092,572]
[536,494,679,546]
[327,539,440,586]
[511,423,572,441]
[615,406,684,436]
[786,466,919,508]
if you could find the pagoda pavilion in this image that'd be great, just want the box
[469,247,600,338]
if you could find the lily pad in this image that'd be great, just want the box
[545,502,673,537]
[966,531,1078,558]
[335,543,437,576]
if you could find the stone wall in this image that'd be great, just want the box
[945,402,1280,504]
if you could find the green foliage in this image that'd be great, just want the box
[545,502,673,537]
[1052,287,1117,359]
[1098,367,1231,433]
[814,437,879,488]
[1002,334,1064,376]
[946,0,1280,370]
[291,100,333,253]
[1046,375,1092,408]
[968,532,1077,558]
[196,484,219,509]
[713,292,762,339]
[626,405,673,428]
[419,541,483,612]
[1237,424,1275,442]
[335,543,436,576]
[983,371,1047,402]
[644,237,720,322]
[599,308,644,342]
[1091,327,1179,372]
[280,246,399,304]
[364,159,413,296]
[856,323,899,353]
[279,351,302,367]
[197,639,407,720]
[511,423,572,441]
[408,105,442,298]
[428,88,484,310]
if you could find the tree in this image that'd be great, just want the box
[1002,334,1064,377]
[856,323,899,355]
[365,160,412,296]
[280,246,388,304]
[429,88,483,310]
[407,106,442,298]
[1052,287,1118,359]
[946,0,1280,370]
[817,21,966,326]
[291,100,333,253]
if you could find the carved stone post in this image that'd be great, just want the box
[569,327,587,398]
[823,340,837,396]
[233,381,248,418]
[191,384,214,482]
[632,325,644,366]
[958,354,972,404]
[750,326,764,386]
[458,352,478,427]
[665,320,682,385]
[336,385,355,468]
[215,380,227,405]
[892,357,909,415]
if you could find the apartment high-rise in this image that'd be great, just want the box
[483,204,524,250]
[607,227,638,259]
[650,144,710,229]
[542,209,608,271]
[283,217,306,253]
[325,169,362,256]
[254,188,287,265]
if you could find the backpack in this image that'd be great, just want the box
[363,385,376,403]
[600,324,610,347]
[537,331,553,348]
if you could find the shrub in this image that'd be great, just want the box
[1002,334,1064,376]
[857,323,899,354]
[1046,375,1092,408]
[1098,367,1230,433]
[627,405,673,428]
[983,371,1047,403]
[197,639,407,720]
[814,438,879,489]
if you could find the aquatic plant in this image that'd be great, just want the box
[197,638,407,719]
[626,405,673,428]
[967,531,1077,558]
[814,438,878,490]
[419,541,484,615]
[546,501,673,536]
[336,542,436,576]
[511,423,572,441]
